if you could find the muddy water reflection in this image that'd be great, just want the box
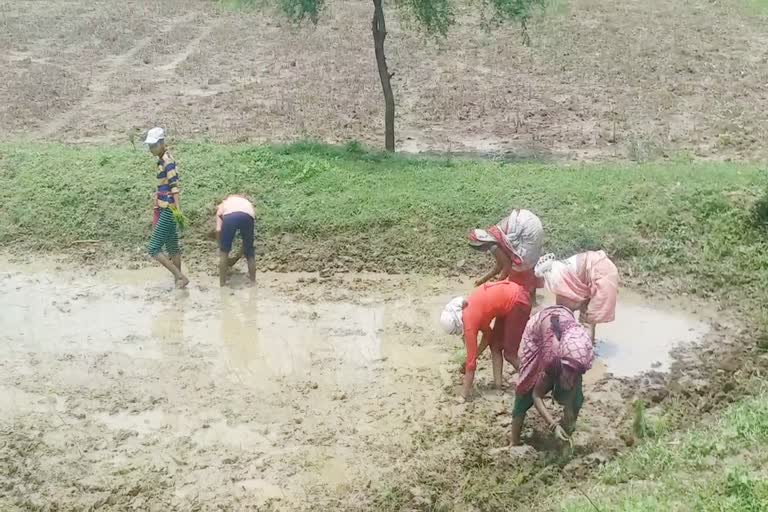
[2,266,711,386]
[536,290,709,378]
[1,267,391,388]
[594,291,708,377]
[0,261,714,508]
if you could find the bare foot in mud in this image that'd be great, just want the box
[176,275,190,289]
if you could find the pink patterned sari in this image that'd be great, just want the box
[516,306,594,395]
[543,251,619,324]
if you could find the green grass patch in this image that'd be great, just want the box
[561,389,768,511]
[741,0,768,16]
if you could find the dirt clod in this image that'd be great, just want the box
[507,445,537,461]
[646,384,669,404]
[719,357,740,372]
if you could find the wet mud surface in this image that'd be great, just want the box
[0,257,740,510]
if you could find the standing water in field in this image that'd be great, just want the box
[0,258,710,510]
[594,290,709,376]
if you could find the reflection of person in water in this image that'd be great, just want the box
[219,288,262,372]
[511,306,594,446]
[440,281,531,400]
[534,251,619,344]
[151,303,185,356]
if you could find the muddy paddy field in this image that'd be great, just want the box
[0,145,766,509]
[3,0,768,509]
[0,253,746,511]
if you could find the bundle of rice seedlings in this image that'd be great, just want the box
[171,208,188,230]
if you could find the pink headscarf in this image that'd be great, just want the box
[468,209,545,269]
[516,306,593,395]
[468,225,524,266]
[535,251,619,324]
[534,254,589,303]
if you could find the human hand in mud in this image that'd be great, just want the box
[552,424,570,443]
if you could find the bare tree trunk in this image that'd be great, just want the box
[372,0,395,152]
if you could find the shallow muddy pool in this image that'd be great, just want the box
[0,259,710,510]
[534,289,710,378]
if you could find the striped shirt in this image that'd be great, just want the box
[156,152,179,209]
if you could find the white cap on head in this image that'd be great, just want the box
[439,296,465,336]
[144,127,165,145]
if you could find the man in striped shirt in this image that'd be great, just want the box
[145,127,189,288]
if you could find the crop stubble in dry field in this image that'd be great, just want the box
[1,0,767,160]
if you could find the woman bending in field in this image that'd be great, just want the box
[511,306,594,445]
[534,251,619,344]
[440,281,532,399]
[469,209,544,301]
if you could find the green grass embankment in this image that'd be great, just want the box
[1,142,766,311]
